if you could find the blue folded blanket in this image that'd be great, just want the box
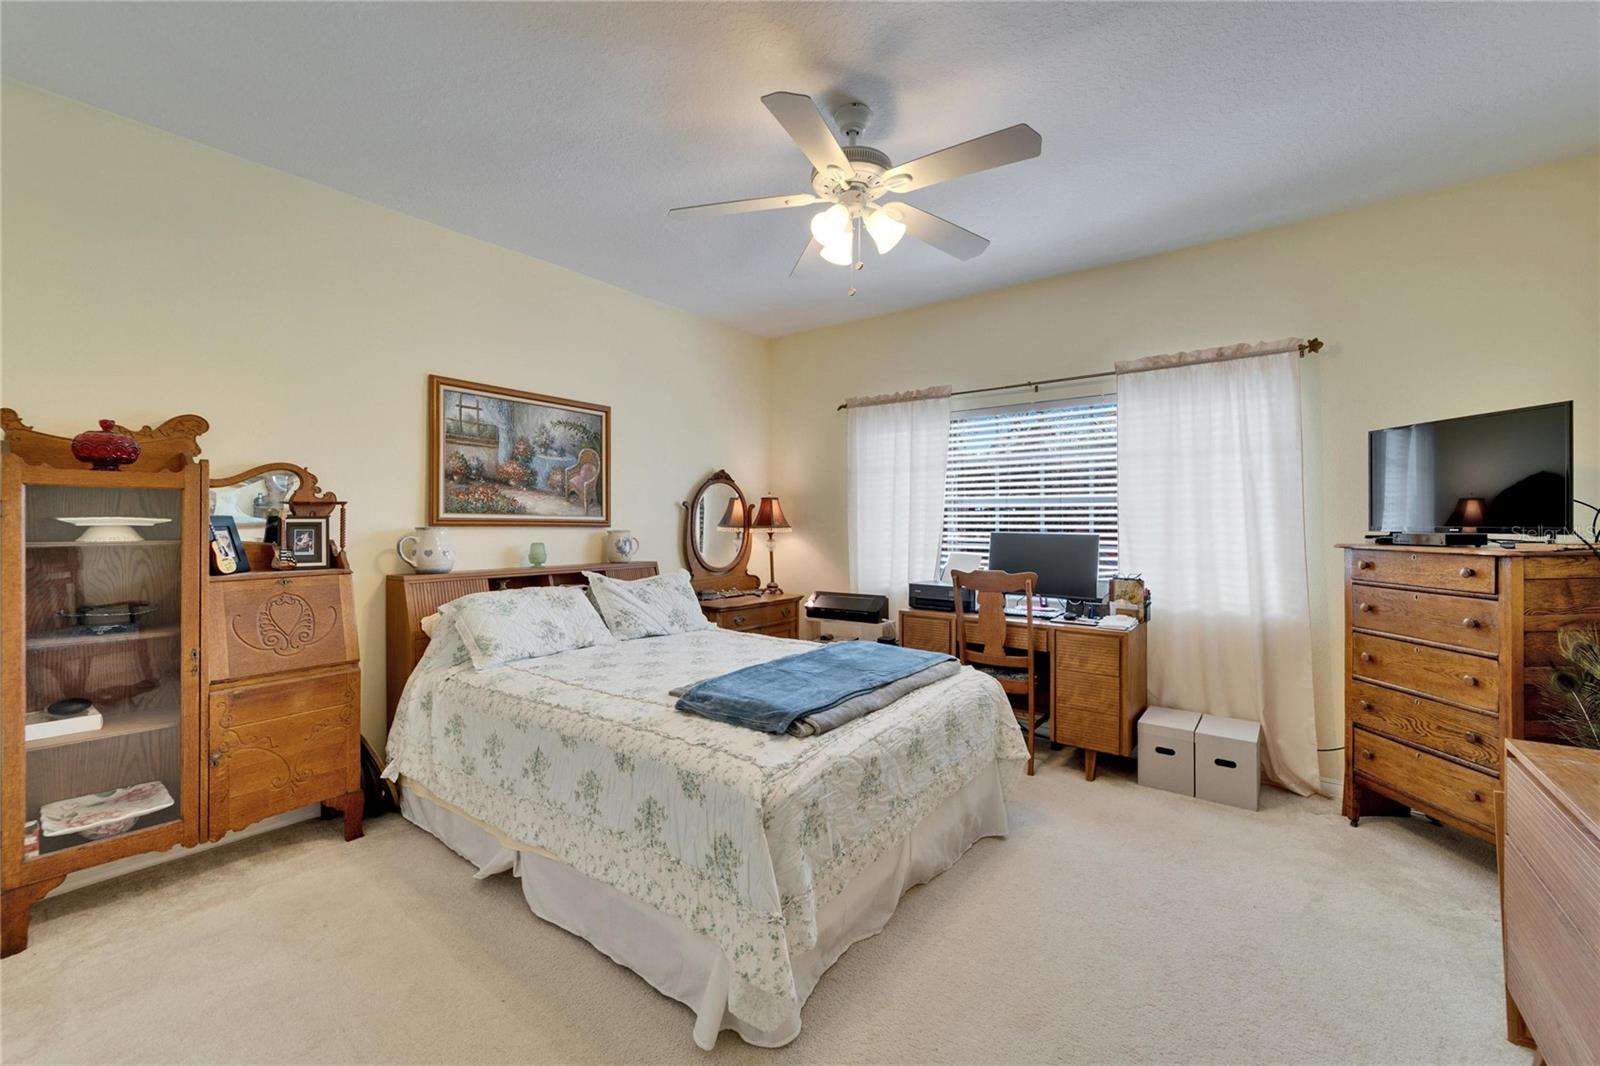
[674,642,955,734]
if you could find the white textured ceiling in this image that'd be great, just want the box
[4,2,1597,337]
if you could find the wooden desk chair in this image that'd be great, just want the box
[951,568,1043,775]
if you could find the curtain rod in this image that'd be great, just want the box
[835,337,1323,411]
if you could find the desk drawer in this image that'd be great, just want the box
[752,621,799,639]
[1053,632,1121,678]
[1349,585,1499,654]
[1349,549,1495,594]
[1054,674,1121,751]
[1348,680,1499,771]
[1351,632,1497,712]
[1352,728,1494,831]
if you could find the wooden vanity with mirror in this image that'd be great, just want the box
[682,470,800,638]
[1,410,361,956]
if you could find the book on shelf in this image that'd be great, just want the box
[24,707,103,742]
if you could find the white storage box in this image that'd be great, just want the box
[1195,714,1262,811]
[1137,708,1202,797]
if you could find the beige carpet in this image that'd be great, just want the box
[1,748,1528,1065]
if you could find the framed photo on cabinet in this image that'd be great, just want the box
[428,375,610,527]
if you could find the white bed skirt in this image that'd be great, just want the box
[400,763,1009,1050]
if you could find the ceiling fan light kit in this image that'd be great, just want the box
[669,91,1041,288]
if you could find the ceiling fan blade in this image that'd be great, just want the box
[789,237,822,277]
[880,124,1041,194]
[761,91,854,181]
[894,204,990,260]
[669,192,820,218]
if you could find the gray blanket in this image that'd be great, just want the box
[669,658,962,737]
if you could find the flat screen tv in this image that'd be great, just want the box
[1368,402,1572,535]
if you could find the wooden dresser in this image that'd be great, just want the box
[1499,740,1600,1064]
[1341,544,1600,842]
[900,608,1147,779]
[203,563,362,842]
[699,592,802,638]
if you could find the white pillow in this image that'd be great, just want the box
[420,611,445,638]
[584,569,715,640]
[447,586,615,670]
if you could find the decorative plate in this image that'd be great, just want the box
[40,781,174,839]
[56,517,172,543]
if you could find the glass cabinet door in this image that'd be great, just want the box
[19,482,188,860]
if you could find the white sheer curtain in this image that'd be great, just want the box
[1117,351,1319,795]
[846,387,952,619]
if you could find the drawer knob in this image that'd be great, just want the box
[209,750,223,767]
[1357,603,1372,613]
[1464,731,1482,744]
[733,615,747,625]
[1462,617,1480,629]
[1359,652,1373,663]
[1461,674,1478,687]
[1358,699,1373,711]
[1362,749,1375,760]
[1470,790,1484,804]
[1356,560,1373,570]
[1458,567,1475,578]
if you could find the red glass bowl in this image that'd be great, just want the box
[70,420,141,471]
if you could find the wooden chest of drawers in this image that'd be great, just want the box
[1341,545,1600,844]
[699,592,802,639]
[1499,741,1600,1064]
[203,568,362,843]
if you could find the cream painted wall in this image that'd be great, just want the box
[770,153,1600,786]
[1,83,772,743]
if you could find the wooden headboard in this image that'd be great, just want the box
[385,560,659,726]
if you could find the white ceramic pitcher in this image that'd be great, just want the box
[605,529,639,563]
[398,526,456,573]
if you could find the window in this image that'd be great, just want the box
[939,395,1119,579]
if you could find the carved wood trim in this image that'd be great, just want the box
[1,408,207,472]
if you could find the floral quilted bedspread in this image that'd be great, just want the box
[384,625,1026,1030]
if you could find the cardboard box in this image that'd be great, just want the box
[1136,707,1201,797]
[1195,714,1262,811]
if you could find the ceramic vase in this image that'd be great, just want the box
[605,529,639,563]
[528,542,547,567]
[398,527,455,573]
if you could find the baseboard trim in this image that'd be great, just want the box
[1320,777,1343,801]
[57,805,320,895]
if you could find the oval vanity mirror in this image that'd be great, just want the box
[682,470,759,593]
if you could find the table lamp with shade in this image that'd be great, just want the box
[750,495,792,594]
[715,495,747,534]
[1447,496,1487,530]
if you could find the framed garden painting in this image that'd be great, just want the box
[428,375,610,526]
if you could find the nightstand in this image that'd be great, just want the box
[700,592,803,639]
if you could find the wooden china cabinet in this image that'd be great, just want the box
[1,412,362,956]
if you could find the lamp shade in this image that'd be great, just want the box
[1447,496,1487,528]
[716,496,747,531]
[750,495,791,532]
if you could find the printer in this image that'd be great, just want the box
[804,592,892,642]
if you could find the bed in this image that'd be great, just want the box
[383,563,1027,1049]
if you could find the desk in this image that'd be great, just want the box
[899,608,1148,779]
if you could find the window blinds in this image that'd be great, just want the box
[938,396,1119,578]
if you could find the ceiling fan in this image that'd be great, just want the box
[669,92,1041,282]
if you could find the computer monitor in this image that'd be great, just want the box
[986,532,1100,602]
